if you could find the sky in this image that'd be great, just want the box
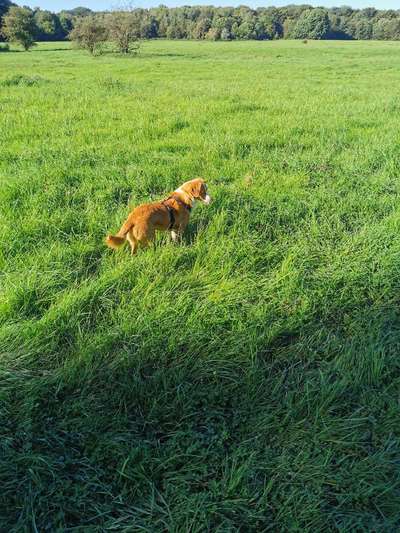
[16,0,399,11]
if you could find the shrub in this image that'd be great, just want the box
[0,43,10,52]
[69,15,107,55]
[0,74,49,86]
[106,11,140,54]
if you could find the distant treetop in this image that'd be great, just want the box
[60,7,93,18]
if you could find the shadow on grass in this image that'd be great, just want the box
[2,47,71,53]
[33,47,71,52]
[2,205,400,529]
[145,52,187,58]
[2,293,399,530]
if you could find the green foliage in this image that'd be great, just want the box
[192,17,212,39]
[106,11,141,54]
[353,19,373,40]
[373,18,400,40]
[34,9,64,41]
[1,2,400,43]
[292,9,331,40]
[58,12,73,37]
[0,73,48,85]
[220,27,231,40]
[62,6,93,18]
[69,15,107,55]
[1,6,36,50]
[0,0,13,32]
[2,40,400,530]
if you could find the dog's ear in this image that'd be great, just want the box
[185,179,199,198]
[193,178,205,198]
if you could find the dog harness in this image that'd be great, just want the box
[164,203,176,230]
[162,194,192,230]
[169,193,192,213]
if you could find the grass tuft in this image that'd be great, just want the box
[0,74,50,86]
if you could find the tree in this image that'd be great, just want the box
[205,27,219,40]
[327,13,352,39]
[58,12,74,37]
[64,7,93,18]
[210,14,234,40]
[282,18,296,39]
[257,13,280,40]
[292,8,331,40]
[386,19,400,40]
[361,8,377,19]
[139,12,158,39]
[353,19,373,40]
[3,2,400,44]
[373,18,400,40]
[34,9,63,41]
[236,19,257,40]
[0,0,13,41]
[0,0,13,25]
[69,16,107,55]
[192,17,212,39]
[220,28,231,40]
[1,6,37,50]
[166,18,185,39]
[106,11,140,54]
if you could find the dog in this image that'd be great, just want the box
[105,178,211,255]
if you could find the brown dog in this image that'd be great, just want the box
[106,178,211,255]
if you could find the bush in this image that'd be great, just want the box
[0,43,10,52]
[0,74,48,86]
[69,15,107,55]
[106,11,140,54]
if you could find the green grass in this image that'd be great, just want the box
[1,39,400,530]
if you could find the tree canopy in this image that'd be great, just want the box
[1,6,36,50]
[1,3,400,43]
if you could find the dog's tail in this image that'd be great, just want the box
[105,220,133,250]
[105,234,126,249]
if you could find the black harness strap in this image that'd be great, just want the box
[163,203,175,230]
[162,194,192,230]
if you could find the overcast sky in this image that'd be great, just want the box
[17,0,399,11]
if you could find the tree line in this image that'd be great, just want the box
[1,1,400,48]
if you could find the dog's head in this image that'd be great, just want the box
[181,178,211,205]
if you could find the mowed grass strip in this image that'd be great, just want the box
[1,40,400,530]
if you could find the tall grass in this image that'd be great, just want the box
[1,40,400,530]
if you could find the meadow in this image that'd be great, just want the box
[1,39,400,530]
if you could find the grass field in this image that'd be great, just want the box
[1,39,400,530]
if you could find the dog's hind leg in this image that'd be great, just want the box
[140,233,154,250]
[126,231,138,256]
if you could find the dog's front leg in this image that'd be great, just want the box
[171,230,180,242]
